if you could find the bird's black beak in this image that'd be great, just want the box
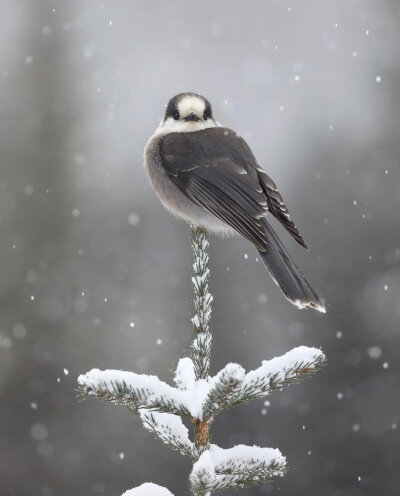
[184,112,200,122]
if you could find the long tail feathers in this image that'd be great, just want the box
[258,220,326,313]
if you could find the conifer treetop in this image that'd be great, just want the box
[77,228,326,495]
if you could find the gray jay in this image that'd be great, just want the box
[144,93,325,313]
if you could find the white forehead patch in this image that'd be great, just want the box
[177,95,206,117]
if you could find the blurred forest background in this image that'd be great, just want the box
[1,1,399,495]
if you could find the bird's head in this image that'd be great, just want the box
[159,93,218,133]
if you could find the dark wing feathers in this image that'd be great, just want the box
[174,167,269,251]
[161,127,256,174]
[194,163,267,218]
[256,167,308,249]
[160,127,307,250]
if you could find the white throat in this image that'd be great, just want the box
[155,117,219,136]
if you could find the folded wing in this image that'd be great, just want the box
[160,128,307,250]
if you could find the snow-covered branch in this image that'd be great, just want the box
[237,346,326,404]
[190,444,286,494]
[174,357,196,391]
[139,410,194,457]
[77,369,191,417]
[78,347,326,422]
[202,363,245,419]
[122,483,174,496]
[202,346,326,419]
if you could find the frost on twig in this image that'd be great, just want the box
[190,444,287,494]
[190,227,213,380]
[122,483,174,495]
[139,410,194,457]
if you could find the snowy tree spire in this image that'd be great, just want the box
[77,227,327,496]
[190,227,213,381]
[189,227,213,460]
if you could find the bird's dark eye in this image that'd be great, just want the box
[173,111,180,120]
[203,112,208,120]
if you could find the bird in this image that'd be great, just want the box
[144,92,325,313]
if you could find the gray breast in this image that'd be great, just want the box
[144,133,234,235]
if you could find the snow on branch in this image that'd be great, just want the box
[202,346,326,419]
[237,346,326,405]
[77,369,191,417]
[174,357,196,391]
[77,227,327,495]
[122,482,174,496]
[78,366,212,420]
[190,444,286,494]
[202,363,245,419]
[139,410,194,457]
[78,347,326,423]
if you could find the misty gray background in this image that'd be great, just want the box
[1,1,399,495]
